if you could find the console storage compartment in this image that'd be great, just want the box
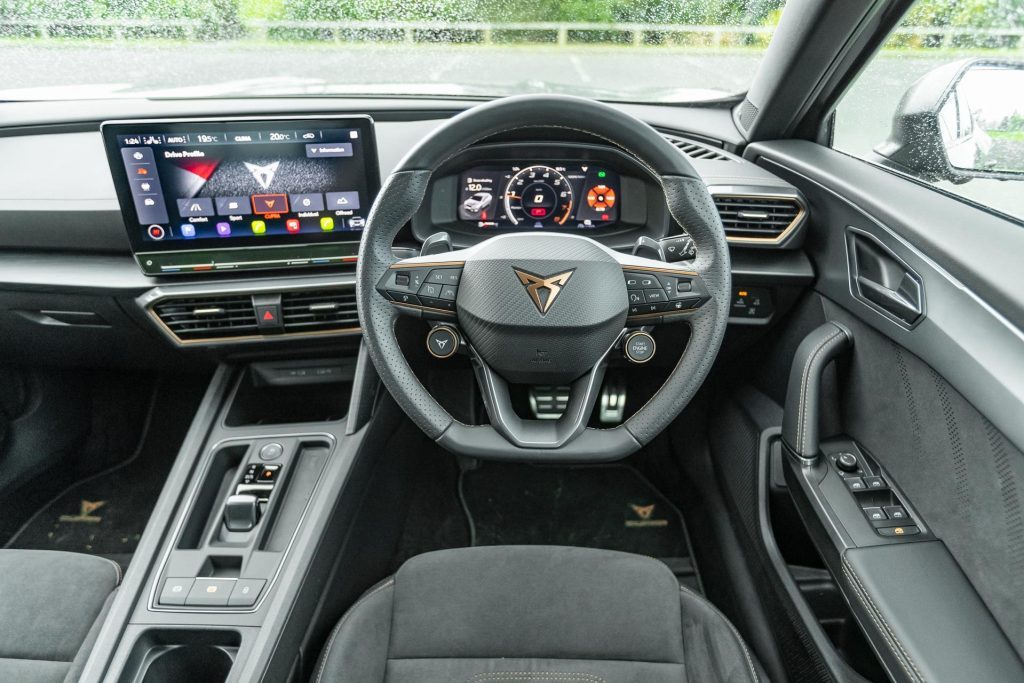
[118,629,241,683]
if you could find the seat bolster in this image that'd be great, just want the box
[389,546,685,663]
[0,550,119,664]
[313,578,396,683]
[679,586,765,683]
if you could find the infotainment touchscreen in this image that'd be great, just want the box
[102,116,379,275]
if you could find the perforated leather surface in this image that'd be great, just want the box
[357,170,453,439]
[623,175,730,445]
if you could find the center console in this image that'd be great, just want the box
[83,353,383,683]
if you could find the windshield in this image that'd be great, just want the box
[0,1,786,103]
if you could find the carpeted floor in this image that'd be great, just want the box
[459,461,701,589]
[3,377,205,572]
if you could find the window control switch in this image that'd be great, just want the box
[863,476,887,490]
[845,477,867,492]
[863,506,888,522]
[883,505,910,522]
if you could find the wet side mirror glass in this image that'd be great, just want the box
[941,65,1024,177]
[874,59,1024,182]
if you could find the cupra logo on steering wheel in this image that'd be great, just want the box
[513,267,575,315]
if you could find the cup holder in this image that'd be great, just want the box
[139,644,233,682]
[120,629,240,683]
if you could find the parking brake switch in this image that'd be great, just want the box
[223,463,282,532]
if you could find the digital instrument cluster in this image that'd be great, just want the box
[457,163,620,230]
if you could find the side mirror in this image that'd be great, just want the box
[873,59,1024,183]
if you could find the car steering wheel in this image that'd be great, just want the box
[357,95,730,461]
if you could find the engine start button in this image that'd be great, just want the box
[624,331,656,364]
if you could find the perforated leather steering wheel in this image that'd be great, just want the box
[357,95,730,461]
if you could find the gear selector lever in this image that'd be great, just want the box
[223,494,261,532]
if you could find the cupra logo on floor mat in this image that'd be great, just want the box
[625,503,668,528]
[58,499,106,524]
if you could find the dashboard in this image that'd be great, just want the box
[0,98,812,362]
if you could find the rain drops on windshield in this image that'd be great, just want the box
[0,0,788,102]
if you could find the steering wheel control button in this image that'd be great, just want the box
[386,291,421,307]
[418,282,442,298]
[426,326,459,359]
[836,452,859,472]
[160,578,195,606]
[228,579,266,607]
[185,579,233,607]
[624,331,656,364]
[644,289,667,303]
[878,525,920,537]
[426,268,461,285]
[259,442,284,461]
[440,285,458,301]
[628,291,647,305]
[845,477,867,492]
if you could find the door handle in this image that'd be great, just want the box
[856,273,922,323]
[847,228,924,326]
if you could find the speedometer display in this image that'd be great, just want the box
[458,162,620,230]
[504,166,573,226]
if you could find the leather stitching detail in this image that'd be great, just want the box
[842,558,923,683]
[679,585,760,683]
[314,578,395,683]
[469,675,606,682]
[101,557,122,586]
[797,327,844,454]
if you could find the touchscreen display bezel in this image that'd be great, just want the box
[101,115,380,256]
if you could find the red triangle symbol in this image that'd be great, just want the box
[262,310,275,321]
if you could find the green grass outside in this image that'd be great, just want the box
[990,130,1024,142]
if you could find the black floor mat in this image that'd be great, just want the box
[3,378,203,571]
[460,462,700,588]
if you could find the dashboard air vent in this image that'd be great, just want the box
[661,134,733,162]
[713,194,803,241]
[281,289,359,333]
[153,295,257,341]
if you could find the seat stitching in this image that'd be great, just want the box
[314,578,395,683]
[102,557,122,586]
[469,674,606,682]
[841,559,923,683]
[797,328,843,453]
[679,585,760,683]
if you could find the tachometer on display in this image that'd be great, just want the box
[503,166,574,226]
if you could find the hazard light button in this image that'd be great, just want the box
[253,293,283,332]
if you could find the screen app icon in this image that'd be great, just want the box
[216,222,231,236]
[286,219,300,233]
[251,220,266,235]
[180,224,196,238]
[319,217,334,232]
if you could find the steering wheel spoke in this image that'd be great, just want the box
[468,331,624,449]
[614,251,712,326]
[375,254,467,320]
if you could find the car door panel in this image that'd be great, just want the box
[743,140,1024,668]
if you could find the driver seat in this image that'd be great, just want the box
[314,546,764,682]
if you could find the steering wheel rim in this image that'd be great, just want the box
[357,94,730,461]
